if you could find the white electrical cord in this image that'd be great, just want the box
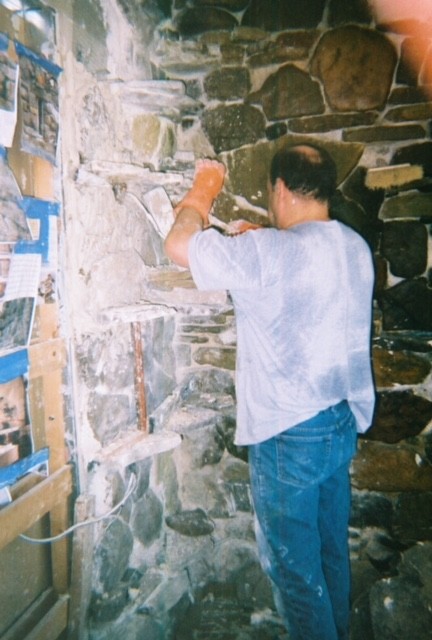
[19,472,138,544]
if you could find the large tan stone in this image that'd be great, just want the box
[220,135,364,209]
[372,346,431,388]
[379,192,432,220]
[352,439,432,492]
[310,26,397,111]
[248,64,325,119]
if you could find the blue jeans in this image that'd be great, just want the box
[248,400,357,640]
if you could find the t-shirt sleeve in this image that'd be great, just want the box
[188,228,271,291]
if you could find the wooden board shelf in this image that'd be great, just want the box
[0,464,73,552]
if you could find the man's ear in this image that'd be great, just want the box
[275,178,290,205]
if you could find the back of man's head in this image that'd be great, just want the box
[269,144,337,203]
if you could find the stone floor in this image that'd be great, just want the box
[174,584,289,640]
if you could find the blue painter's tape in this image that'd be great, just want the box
[0,349,28,384]
[15,198,59,262]
[0,448,49,489]
[21,197,60,218]
[14,40,62,76]
[0,32,9,52]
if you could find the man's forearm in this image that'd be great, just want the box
[164,207,204,268]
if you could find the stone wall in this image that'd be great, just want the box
[54,1,432,639]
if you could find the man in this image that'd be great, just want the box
[164,144,375,640]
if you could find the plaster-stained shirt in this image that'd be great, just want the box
[188,220,375,446]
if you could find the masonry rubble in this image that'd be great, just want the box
[53,1,432,638]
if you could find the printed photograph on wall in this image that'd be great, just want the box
[0,33,19,148]
[0,350,48,507]
[15,42,61,164]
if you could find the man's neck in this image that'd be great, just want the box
[279,199,330,229]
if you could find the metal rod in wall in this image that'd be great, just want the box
[131,321,148,433]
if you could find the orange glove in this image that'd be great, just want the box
[174,159,226,225]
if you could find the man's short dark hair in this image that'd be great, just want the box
[269,144,337,203]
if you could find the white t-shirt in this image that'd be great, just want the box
[188,220,375,445]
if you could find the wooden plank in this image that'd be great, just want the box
[28,341,68,470]
[43,369,68,471]
[9,473,43,501]
[28,339,66,379]
[0,588,56,640]
[31,305,60,344]
[67,495,95,640]
[27,377,47,453]
[0,522,52,637]
[50,500,71,594]
[33,157,55,200]
[0,465,73,551]
[24,595,69,640]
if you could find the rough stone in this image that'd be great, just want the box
[369,572,432,640]
[93,519,134,593]
[393,493,432,542]
[202,103,266,153]
[220,135,364,209]
[131,490,164,546]
[142,316,176,415]
[392,141,432,177]
[242,0,326,31]
[381,221,428,278]
[359,529,402,572]
[155,451,181,514]
[350,559,382,604]
[247,30,320,67]
[350,589,375,640]
[88,393,135,445]
[389,86,432,104]
[132,114,176,164]
[175,8,239,37]
[89,607,164,640]
[75,329,134,391]
[327,0,372,26]
[193,346,236,369]
[178,470,232,519]
[132,457,152,498]
[204,66,251,100]
[379,192,432,221]
[329,191,380,247]
[289,111,377,134]
[351,439,432,492]
[343,124,425,142]
[89,584,129,624]
[375,332,432,354]
[180,368,235,402]
[181,423,225,469]
[386,102,432,122]
[265,122,288,140]
[216,415,248,463]
[166,508,215,536]
[341,166,385,221]
[310,26,397,111]
[350,490,394,530]
[222,458,252,511]
[248,64,325,120]
[400,542,432,588]
[219,43,245,64]
[372,345,431,387]
[379,278,432,331]
[192,0,249,9]
[368,390,432,442]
